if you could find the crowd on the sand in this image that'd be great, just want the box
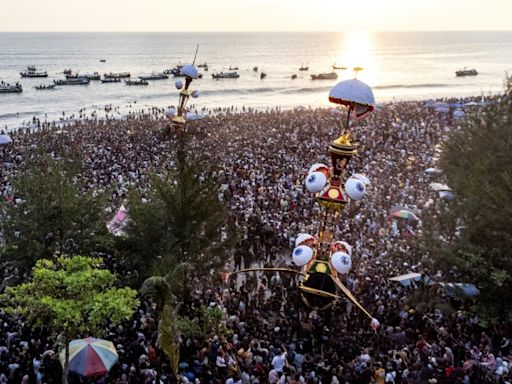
[1,97,511,384]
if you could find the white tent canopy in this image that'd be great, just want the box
[0,134,12,145]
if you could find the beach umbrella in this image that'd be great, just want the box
[328,79,375,119]
[0,134,12,145]
[433,102,450,109]
[389,272,431,287]
[463,101,479,107]
[439,190,455,201]
[185,112,204,121]
[453,109,465,118]
[391,209,419,221]
[424,167,442,175]
[430,182,452,192]
[435,106,450,113]
[59,337,118,377]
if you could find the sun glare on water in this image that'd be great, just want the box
[335,30,378,85]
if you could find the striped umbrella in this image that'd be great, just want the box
[391,209,419,221]
[59,337,118,377]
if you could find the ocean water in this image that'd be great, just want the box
[1,31,512,130]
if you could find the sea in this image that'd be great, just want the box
[1,31,512,131]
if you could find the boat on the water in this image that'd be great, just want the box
[299,65,309,71]
[139,72,169,80]
[260,72,267,79]
[35,84,56,90]
[54,78,90,85]
[332,64,347,70]
[27,65,36,72]
[66,72,101,80]
[311,72,338,80]
[20,71,48,78]
[197,62,208,68]
[229,66,239,70]
[212,72,240,79]
[100,59,106,63]
[104,72,131,79]
[253,66,258,72]
[101,78,121,83]
[456,68,478,77]
[291,74,297,79]
[63,68,73,75]
[0,82,22,93]
[125,79,148,86]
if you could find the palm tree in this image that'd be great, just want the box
[140,261,190,374]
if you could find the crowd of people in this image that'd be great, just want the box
[1,96,510,384]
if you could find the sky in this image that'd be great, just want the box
[1,0,512,32]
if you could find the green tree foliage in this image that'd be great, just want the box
[1,256,138,383]
[0,151,107,270]
[124,130,234,278]
[437,77,512,324]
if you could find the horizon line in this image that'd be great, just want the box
[1,29,512,33]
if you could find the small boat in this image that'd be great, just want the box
[35,84,56,90]
[100,59,106,63]
[54,78,90,85]
[456,68,478,77]
[311,72,338,80]
[229,66,239,70]
[104,72,131,79]
[197,62,208,68]
[66,72,101,80]
[0,82,22,93]
[27,65,36,72]
[125,79,148,86]
[299,65,309,71]
[20,71,48,78]
[353,66,365,72]
[291,74,297,79]
[332,64,347,70]
[212,71,240,79]
[260,72,267,79]
[139,72,169,80]
[253,66,258,72]
[63,68,73,75]
[101,77,121,83]
[203,65,208,72]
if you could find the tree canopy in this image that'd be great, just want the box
[436,78,512,324]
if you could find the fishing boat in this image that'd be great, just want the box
[66,72,101,80]
[35,84,56,90]
[311,72,338,80]
[456,68,478,77]
[100,59,106,62]
[104,72,131,79]
[212,72,240,79]
[299,65,309,71]
[124,79,148,86]
[63,68,73,75]
[0,83,22,93]
[197,62,208,68]
[20,71,48,78]
[260,72,267,79]
[229,66,239,70]
[139,72,169,80]
[332,64,347,70]
[253,66,258,72]
[54,78,90,85]
[291,74,297,79]
[101,78,121,83]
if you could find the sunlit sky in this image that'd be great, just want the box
[1,0,512,32]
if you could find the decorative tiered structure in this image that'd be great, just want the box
[170,63,200,128]
[291,79,379,328]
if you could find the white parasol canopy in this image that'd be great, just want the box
[430,182,452,192]
[328,79,375,118]
[180,64,199,79]
[0,134,12,145]
[424,167,442,175]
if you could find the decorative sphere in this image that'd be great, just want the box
[295,233,315,247]
[180,64,199,79]
[305,171,327,193]
[191,90,200,98]
[292,245,314,267]
[345,177,366,200]
[175,80,183,89]
[331,251,352,274]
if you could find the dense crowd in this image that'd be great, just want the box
[1,97,510,384]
